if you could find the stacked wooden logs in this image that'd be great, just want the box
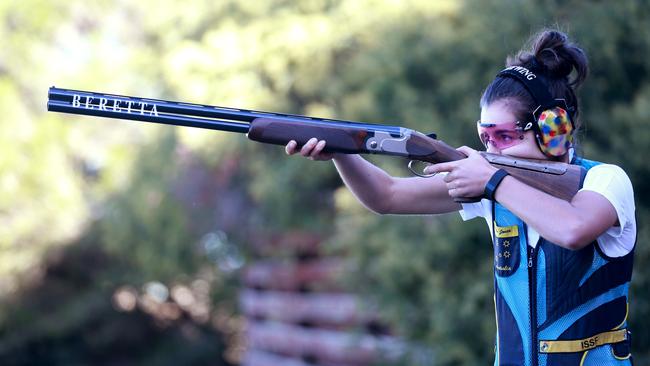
[240,232,402,366]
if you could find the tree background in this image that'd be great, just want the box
[0,0,648,365]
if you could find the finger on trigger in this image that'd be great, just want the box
[429,162,455,174]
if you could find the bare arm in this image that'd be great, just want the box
[428,146,618,250]
[332,154,461,214]
[494,177,617,249]
[286,138,461,215]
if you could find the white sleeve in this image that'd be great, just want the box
[579,164,636,257]
[459,199,492,221]
[460,199,495,242]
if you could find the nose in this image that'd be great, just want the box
[486,142,502,154]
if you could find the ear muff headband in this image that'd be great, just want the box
[496,66,574,157]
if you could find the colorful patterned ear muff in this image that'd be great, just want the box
[535,105,573,157]
[496,66,574,157]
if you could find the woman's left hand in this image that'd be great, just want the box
[423,146,498,199]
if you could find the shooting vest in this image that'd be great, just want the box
[492,158,634,366]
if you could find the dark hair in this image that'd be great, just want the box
[480,29,589,133]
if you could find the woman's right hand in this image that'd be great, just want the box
[285,138,335,161]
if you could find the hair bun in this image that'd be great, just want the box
[533,31,575,77]
[509,29,588,88]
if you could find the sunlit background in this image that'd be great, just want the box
[1,1,649,365]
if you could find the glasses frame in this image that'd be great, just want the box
[476,120,534,150]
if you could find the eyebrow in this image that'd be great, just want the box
[491,127,519,133]
[478,123,520,133]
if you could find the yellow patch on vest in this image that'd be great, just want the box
[494,223,519,238]
[539,329,628,353]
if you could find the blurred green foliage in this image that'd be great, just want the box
[0,0,648,365]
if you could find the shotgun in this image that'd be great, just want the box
[47,87,585,202]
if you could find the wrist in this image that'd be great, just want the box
[483,169,509,201]
[332,153,357,162]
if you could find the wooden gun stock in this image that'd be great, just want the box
[247,117,372,154]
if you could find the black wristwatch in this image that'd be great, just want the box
[483,169,509,201]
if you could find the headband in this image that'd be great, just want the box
[497,66,566,118]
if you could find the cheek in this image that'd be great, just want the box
[502,135,546,159]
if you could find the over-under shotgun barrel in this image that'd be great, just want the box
[47,87,401,136]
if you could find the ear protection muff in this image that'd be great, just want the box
[496,66,574,157]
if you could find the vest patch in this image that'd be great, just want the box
[494,223,520,276]
[495,223,519,238]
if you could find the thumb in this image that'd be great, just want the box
[456,145,477,157]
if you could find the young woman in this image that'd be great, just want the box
[286,30,636,365]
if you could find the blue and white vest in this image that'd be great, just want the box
[492,158,634,366]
